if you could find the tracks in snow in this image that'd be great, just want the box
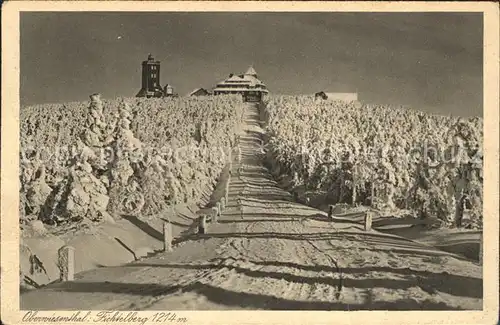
[20,103,483,311]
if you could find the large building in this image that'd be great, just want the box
[213,66,269,102]
[136,54,177,98]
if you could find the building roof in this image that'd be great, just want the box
[316,92,358,101]
[245,66,257,76]
[214,86,269,93]
[143,54,160,64]
[214,66,268,93]
[322,92,357,96]
[188,88,209,96]
[226,75,246,82]
[215,87,256,92]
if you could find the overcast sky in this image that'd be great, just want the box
[21,12,482,116]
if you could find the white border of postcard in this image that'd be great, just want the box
[2,2,499,325]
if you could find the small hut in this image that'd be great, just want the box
[315,91,358,102]
[163,84,178,97]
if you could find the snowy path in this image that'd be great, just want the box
[21,104,482,311]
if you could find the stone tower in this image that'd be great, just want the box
[136,54,164,98]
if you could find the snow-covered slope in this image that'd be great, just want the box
[20,104,482,311]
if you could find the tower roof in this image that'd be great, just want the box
[245,66,257,76]
[143,54,160,64]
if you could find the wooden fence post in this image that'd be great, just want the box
[58,245,75,282]
[214,204,220,223]
[237,198,244,219]
[198,216,207,234]
[370,182,376,208]
[364,211,372,231]
[328,205,334,219]
[479,232,483,264]
[238,166,243,180]
[163,221,172,252]
[220,197,226,211]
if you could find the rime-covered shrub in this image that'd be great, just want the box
[20,94,244,228]
[264,95,483,229]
